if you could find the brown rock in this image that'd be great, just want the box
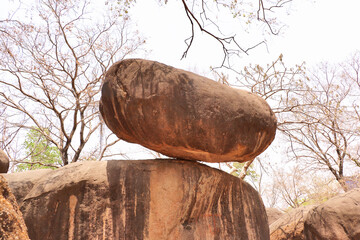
[100,59,277,163]
[0,149,9,173]
[270,205,316,240]
[4,169,52,203]
[0,175,29,240]
[5,160,270,240]
[266,208,284,225]
[304,188,360,240]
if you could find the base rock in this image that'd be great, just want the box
[4,160,269,240]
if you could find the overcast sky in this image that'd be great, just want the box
[131,0,360,72]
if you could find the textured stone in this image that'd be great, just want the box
[304,188,360,240]
[0,175,29,240]
[0,149,9,173]
[5,160,270,240]
[270,205,316,240]
[100,59,277,163]
[5,169,52,203]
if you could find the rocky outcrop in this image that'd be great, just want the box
[5,169,52,203]
[4,160,270,240]
[0,149,9,173]
[266,208,284,225]
[100,59,277,163]
[304,188,360,240]
[0,175,29,240]
[270,205,316,240]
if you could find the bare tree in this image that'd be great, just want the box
[180,0,293,67]
[0,0,144,167]
[215,55,306,179]
[273,166,308,209]
[279,61,360,191]
[264,164,342,209]
[109,0,293,67]
[216,53,360,191]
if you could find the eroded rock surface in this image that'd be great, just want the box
[0,175,29,240]
[304,188,360,240]
[4,160,270,240]
[5,169,52,203]
[270,205,316,240]
[100,59,277,163]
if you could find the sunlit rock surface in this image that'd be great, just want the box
[100,59,277,163]
[4,160,270,240]
[304,188,360,240]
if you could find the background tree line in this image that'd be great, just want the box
[220,52,360,207]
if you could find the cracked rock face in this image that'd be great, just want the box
[100,59,277,162]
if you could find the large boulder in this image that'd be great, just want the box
[0,175,29,239]
[100,59,277,163]
[0,149,9,173]
[270,205,316,240]
[4,160,270,240]
[304,188,360,240]
[5,169,52,203]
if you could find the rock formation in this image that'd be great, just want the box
[100,59,277,163]
[5,169,52,203]
[270,205,316,240]
[4,160,270,240]
[304,188,360,240]
[0,149,9,173]
[0,175,29,239]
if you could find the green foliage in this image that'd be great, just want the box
[231,162,259,182]
[16,128,62,172]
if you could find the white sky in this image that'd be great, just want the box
[131,0,360,71]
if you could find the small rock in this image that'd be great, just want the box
[0,149,9,173]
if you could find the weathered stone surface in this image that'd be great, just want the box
[266,208,284,225]
[0,149,9,173]
[5,169,52,203]
[304,188,360,240]
[270,205,316,240]
[100,59,277,163]
[5,160,270,240]
[0,175,30,240]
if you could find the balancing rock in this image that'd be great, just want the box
[100,59,277,162]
